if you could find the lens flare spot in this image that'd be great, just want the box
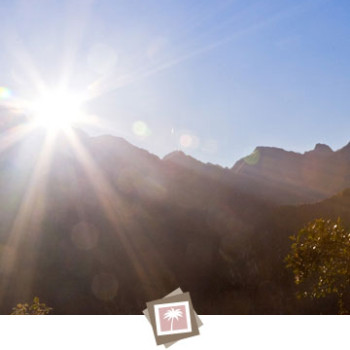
[180,134,192,148]
[71,221,99,250]
[132,120,151,137]
[0,87,12,100]
[179,133,199,149]
[244,149,260,165]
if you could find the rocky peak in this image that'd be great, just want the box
[163,150,187,161]
[313,143,333,153]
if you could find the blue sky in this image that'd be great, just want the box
[1,0,350,166]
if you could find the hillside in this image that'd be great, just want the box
[1,115,350,314]
[232,143,350,205]
[0,125,273,314]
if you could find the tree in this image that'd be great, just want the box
[163,307,183,331]
[285,218,350,314]
[11,297,53,315]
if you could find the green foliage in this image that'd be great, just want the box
[285,218,350,314]
[11,297,53,315]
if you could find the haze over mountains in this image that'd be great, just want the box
[0,113,350,314]
[233,142,350,205]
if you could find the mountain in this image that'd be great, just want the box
[1,113,350,314]
[231,143,350,205]
[0,124,274,314]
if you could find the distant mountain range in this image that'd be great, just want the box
[0,113,350,314]
[232,142,350,205]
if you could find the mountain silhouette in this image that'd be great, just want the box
[232,142,350,204]
[1,116,350,314]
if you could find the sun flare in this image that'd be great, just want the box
[30,89,85,130]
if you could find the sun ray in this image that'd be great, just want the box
[59,0,95,88]
[64,128,174,296]
[4,30,48,96]
[0,130,56,305]
[0,122,36,155]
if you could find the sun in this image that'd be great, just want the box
[30,89,85,130]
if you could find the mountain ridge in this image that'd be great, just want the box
[1,119,350,314]
[231,140,350,205]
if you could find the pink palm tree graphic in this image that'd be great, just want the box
[163,307,183,331]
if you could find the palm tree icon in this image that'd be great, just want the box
[163,307,183,331]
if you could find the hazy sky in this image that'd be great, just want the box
[0,0,350,166]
